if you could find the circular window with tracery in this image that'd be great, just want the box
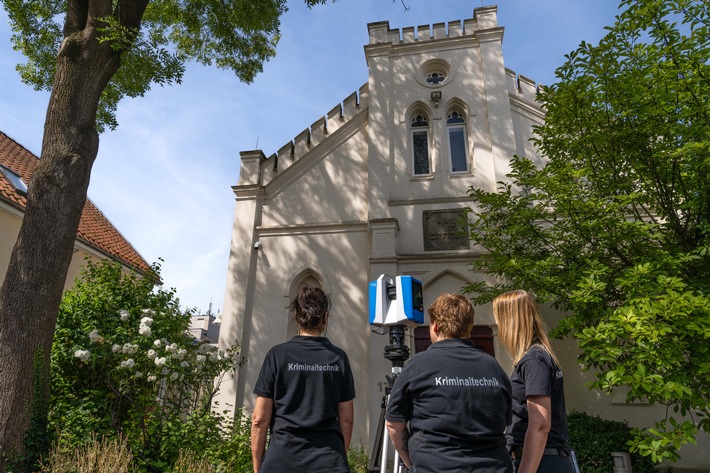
[425,71,446,85]
[418,59,452,88]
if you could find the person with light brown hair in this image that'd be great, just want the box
[493,290,575,473]
[385,293,513,473]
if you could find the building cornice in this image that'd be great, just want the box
[232,184,265,200]
[370,249,489,264]
[389,196,473,207]
[256,220,367,237]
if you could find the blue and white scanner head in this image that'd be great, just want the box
[368,274,424,327]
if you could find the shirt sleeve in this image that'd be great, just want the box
[385,366,412,423]
[253,349,276,398]
[341,352,356,402]
[519,351,553,398]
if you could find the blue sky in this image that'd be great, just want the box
[0,1,621,314]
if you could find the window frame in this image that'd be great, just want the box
[410,113,432,176]
[445,110,470,174]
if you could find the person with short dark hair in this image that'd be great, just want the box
[493,289,575,473]
[251,286,355,473]
[385,293,513,473]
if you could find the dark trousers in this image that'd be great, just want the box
[512,453,576,473]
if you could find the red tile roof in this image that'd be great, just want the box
[0,131,150,274]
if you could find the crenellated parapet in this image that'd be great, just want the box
[251,83,369,187]
[505,68,543,104]
[367,5,499,46]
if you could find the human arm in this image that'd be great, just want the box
[338,400,354,450]
[251,395,274,473]
[517,395,551,473]
[385,420,413,469]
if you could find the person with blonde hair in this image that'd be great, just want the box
[386,293,513,473]
[492,290,575,473]
[251,286,355,473]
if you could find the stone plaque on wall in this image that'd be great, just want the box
[423,209,469,251]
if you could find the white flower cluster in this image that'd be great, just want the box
[88,329,104,344]
[74,308,239,392]
[111,343,139,354]
[139,315,153,336]
[174,348,187,360]
[74,349,90,362]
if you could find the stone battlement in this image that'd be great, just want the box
[505,68,543,103]
[257,83,368,185]
[367,5,499,45]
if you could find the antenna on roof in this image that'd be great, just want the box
[255,137,259,149]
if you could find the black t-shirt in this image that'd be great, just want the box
[254,336,356,472]
[386,338,513,473]
[507,345,569,450]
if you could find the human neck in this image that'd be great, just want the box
[298,328,323,337]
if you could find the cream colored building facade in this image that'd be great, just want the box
[219,6,708,470]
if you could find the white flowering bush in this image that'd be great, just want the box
[50,260,246,472]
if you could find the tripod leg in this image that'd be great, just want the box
[380,423,390,473]
[368,395,387,473]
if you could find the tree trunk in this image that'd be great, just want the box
[0,23,121,469]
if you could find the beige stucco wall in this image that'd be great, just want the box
[1,203,103,291]
[0,206,21,283]
[218,112,373,446]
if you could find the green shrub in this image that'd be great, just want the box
[198,410,254,473]
[348,445,369,473]
[49,259,242,472]
[568,411,656,473]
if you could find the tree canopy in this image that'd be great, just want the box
[465,0,709,462]
[3,0,326,130]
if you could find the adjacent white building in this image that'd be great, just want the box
[0,131,150,288]
[189,308,221,343]
[218,5,709,470]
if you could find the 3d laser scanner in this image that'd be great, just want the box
[368,274,424,327]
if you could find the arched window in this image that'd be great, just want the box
[410,114,431,175]
[446,110,469,173]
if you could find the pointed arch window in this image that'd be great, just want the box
[410,114,431,175]
[446,110,469,173]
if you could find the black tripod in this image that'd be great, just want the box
[368,325,411,473]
